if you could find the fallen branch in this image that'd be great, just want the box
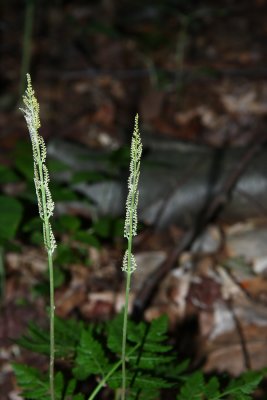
[132,138,266,319]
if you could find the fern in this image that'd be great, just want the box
[14,96,266,400]
[221,370,263,399]
[13,364,84,400]
[73,312,176,398]
[17,316,84,360]
[177,369,264,400]
[73,328,112,380]
[14,310,265,399]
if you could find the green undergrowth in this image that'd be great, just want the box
[14,313,264,399]
[2,76,266,399]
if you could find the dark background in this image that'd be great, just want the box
[1,1,267,398]
[2,0,267,154]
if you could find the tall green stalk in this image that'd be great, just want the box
[121,115,142,400]
[20,74,57,400]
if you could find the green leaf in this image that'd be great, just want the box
[17,322,50,355]
[177,371,205,400]
[17,317,84,360]
[47,159,69,173]
[113,217,124,237]
[73,329,111,380]
[50,184,78,201]
[129,352,174,370]
[64,378,85,400]
[107,312,124,354]
[55,243,77,266]
[224,371,263,397]
[73,230,101,249]
[146,314,169,341]
[71,171,106,184]
[109,146,130,168]
[13,364,50,399]
[0,165,19,183]
[127,388,160,400]
[23,216,42,233]
[55,215,81,233]
[53,267,66,288]
[0,195,23,240]
[108,371,170,390]
[30,231,44,246]
[157,359,190,382]
[73,395,85,400]
[14,140,34,181]
[204,376,220,398]
[93,216,113,238]
[13,363,80,400]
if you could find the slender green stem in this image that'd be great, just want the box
[121,257,132,399]
[48,252,55,400]
[37,154,55,400]
[122,185,134,399]
[88,344,140,400]
[89,359,122,400]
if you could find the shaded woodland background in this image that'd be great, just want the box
[1,0,267,399]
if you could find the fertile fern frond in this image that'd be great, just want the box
[123,114,142,240]
[20,74,56,254]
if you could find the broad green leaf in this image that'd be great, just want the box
[14,140,34,181]
[0,165,19,183]
[113,217,124,237]
[23,216,42,233]
[93,216,113,238]
[73,230,101,249]
[50,183,78,201]
[71,171,106,184]
[47,159,69,173]
[55,215,81,233]
[55,243,78,266]
[0,195,23,240]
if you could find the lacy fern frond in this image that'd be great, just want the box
[176,369,264,400]
[73,328,112,381]
[17,317,84,359]
[13,364,84,400]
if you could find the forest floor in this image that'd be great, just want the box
[1,1,267,399]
